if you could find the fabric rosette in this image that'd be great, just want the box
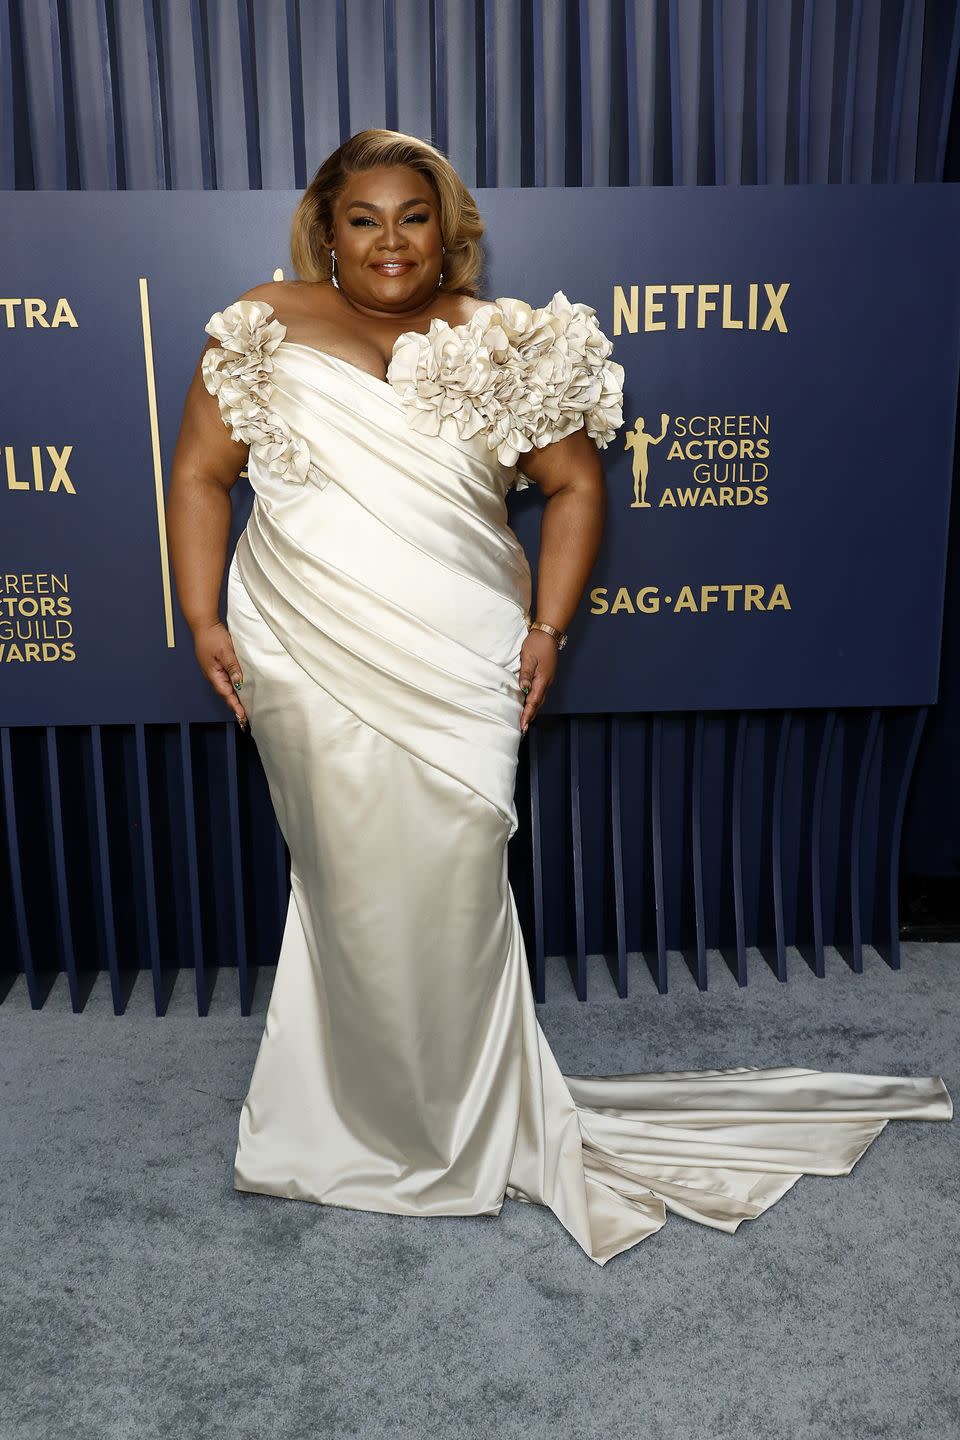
[386,289,625,488]
[201,300,325,488]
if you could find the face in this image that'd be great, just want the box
[327,164,445,317]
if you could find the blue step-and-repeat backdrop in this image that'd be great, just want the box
[1,185,958,724]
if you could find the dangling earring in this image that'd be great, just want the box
[439,245,445,286]
[330,247,339,289]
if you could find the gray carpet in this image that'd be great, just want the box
[2,944,957,1440]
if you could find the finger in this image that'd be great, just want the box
[520,674,550,732]
[518,653,538,694]
[208,658,247,724]
[217,639,247,723]
[217,640,244,692]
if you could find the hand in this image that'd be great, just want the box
[518,630,560,735]
[194,621,247,727]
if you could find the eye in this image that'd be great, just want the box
[348,213,430,226]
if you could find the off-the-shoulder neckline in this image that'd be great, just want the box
[277,339,405,396]
[260,297,503,392]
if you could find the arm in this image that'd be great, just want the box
[513,426,607,734]
[167,334,251,726]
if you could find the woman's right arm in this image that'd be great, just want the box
[168,336,250,726]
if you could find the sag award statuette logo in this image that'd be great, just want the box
[625,413,670,507]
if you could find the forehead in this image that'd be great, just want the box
[337,165,435,208]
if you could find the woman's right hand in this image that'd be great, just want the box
[194,621,247,727]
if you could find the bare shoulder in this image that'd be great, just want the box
[235,278,323,308]
[453,295,496,323]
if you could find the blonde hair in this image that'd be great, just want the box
[290,129,485,297]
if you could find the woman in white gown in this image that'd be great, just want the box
[169,129,952,1266]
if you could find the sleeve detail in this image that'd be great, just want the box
[201,299,327,488]
[386,289,626,484]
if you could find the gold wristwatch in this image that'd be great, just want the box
[528,620,568,650]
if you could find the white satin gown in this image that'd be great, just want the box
[202,294,953,1266]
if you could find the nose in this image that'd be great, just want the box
[377,221,410,252]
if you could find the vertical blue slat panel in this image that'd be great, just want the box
[274,823,288,935]
[578,0,592,185]
[809,710,837,979]
[934,0,960,177]
[886,706,928,970]
[527,725,545,1003]
[624,0,639,184]
[848,708,882,973]
[0,0,16,188]
[769,712,791,981]
[667,0,682,183]
[481,0,496,185]
[90,724,122,1012]
[530,0,545,185]
[432,0,448,154]
[190,0,216,188]
[143,0,169,187]
[1,730,38,1004]
[45,0,69,187]
[224,721,251,1013]
[179,722,208,1014]
[134,723,164,1013]
[712,0,726,184]
[797,0,814,182]
[886,0,915,180]
[383,0,397,130]
[755,0,768,183]
[93,0,121,189]
[568,718,586,999]
[335,0,350,140]
[608,717,628,997]
[690,712,707,989]
[236,0,262,187]
[286,0,306,187]
[839,0,863,182]
[649,715,668,993]
[730,712,748,985]
[45,727,80,1008]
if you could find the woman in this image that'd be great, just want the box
[169,129,952,1267]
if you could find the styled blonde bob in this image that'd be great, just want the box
[290,129,486,298]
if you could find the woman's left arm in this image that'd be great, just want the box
[514,427,608,733]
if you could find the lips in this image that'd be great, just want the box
[371,262,414,275]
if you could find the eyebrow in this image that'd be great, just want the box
[345,197,434,212]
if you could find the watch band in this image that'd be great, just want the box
[529,620,568,650]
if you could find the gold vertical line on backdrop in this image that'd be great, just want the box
[139,276,175,647]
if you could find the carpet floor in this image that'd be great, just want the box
[1,943,957,1440]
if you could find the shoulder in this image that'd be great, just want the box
[233,278,334,319]
[202,279,328,353]
[452,295,496,322]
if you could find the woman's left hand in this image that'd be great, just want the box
[518,631,561,734]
